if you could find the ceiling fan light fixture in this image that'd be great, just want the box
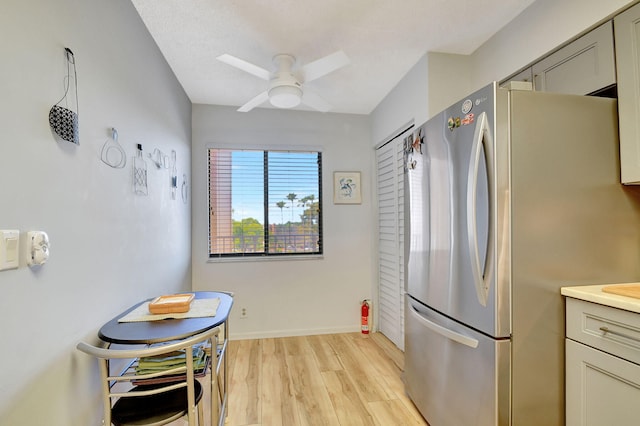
[268,85,302,108]
[218,50,347,112]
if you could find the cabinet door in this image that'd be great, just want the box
[615,3,640,184]
[376,128,408,349]
[566,339,640,426]
[533,21,615,95]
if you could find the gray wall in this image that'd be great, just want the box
[371,52,472,145]
[2,0,639,424]
[470,0,636,90]
[371,0,637,146]
[0,0,192,424]
[191,105,374,339]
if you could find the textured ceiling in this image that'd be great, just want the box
[131,0,536,114]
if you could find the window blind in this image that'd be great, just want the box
[208,148,322,257]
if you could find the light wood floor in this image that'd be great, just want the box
[222,332,427,426]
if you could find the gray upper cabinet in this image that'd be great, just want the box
[500,67,533,87]
[532,21,616,95]
[615,2,640,184]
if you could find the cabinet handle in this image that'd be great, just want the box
[599,326,640,343]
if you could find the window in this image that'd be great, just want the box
[208,148,323,258]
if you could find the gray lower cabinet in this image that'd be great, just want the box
[615,2,640,184]
[565,298,640,425]
[532,21,615,95]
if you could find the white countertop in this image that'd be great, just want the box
[561,283,640,314]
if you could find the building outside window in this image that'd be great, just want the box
[208,148,323,258]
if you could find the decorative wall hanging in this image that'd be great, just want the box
[100,128,126,169]
[49,47,79,145]
[171,150,177,200]
[148,148,169,169]
[181,173,188,204]
[333,171,362,204]
[133,144,148,195]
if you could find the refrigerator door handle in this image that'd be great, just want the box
[467,111,493,307]
[409,300,479,348]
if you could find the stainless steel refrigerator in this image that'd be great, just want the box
[403,82,640,426]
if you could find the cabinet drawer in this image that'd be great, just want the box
[566,298,640,365]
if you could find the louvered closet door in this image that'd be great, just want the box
[376,129,409,349]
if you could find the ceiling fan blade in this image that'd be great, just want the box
[302,90,331,112]
[217,54,270,80]
[302,50,350,82]
[238,91,269,112]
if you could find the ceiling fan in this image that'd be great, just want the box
[216,50,350,112]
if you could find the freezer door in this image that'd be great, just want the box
[406,83,502,337]
[404,296,510,426]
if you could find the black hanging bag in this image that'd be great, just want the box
[49,47,79,145]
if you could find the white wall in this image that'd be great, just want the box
[370,55,427,145]
[191,105,373,339]
[370,52,471,146]
[0,1,191,424]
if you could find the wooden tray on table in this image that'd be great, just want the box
[148,293,195,314]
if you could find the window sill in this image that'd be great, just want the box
[206,254,324,263]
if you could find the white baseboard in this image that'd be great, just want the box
[229,325,361,340]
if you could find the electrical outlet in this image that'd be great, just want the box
[240,307,248,319]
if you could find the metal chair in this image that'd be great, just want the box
[77,326,220,426]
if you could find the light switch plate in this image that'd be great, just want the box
[0,230,19,271]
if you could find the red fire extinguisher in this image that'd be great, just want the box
[361,300,370,334]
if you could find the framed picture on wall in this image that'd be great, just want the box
[333,171,361,204]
